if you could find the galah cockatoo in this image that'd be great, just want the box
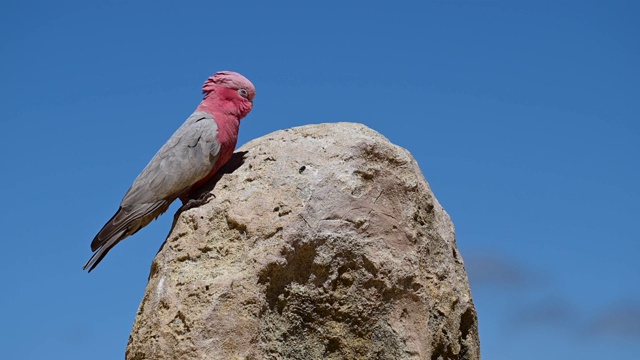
[84,71,255,272]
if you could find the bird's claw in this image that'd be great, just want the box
[180,192,216,212]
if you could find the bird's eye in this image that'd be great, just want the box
[238,88,249,98]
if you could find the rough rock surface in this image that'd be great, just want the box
[126,122,480,360]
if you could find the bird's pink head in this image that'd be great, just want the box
[200,71,255,119]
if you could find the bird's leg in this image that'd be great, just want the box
[173,192,216,224]
[179,192,216,212]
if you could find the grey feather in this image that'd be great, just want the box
[84,111,220,271]
[122,111,221,205]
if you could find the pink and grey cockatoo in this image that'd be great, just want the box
[84,71,255,272]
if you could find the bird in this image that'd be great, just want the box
[84,71,255,272]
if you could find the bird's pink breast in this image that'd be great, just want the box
[186,106,240,193]
[188,85,250,195]
[211,111,240,174]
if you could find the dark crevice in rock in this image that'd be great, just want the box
[431,342,457,360]
[460,307,475,340]
[258,238,329,312]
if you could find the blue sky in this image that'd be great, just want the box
[1,1,638,359]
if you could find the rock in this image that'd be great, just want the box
[126,123,480,360]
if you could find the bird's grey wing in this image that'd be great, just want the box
[122,111,221,206]
[86,111,220,266]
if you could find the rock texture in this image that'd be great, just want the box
[126,123,480,360]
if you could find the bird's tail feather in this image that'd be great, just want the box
[85,201,169,272]
[91,202,167,251]
[83,229,127,272]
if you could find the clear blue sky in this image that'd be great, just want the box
[1,1,638,359]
